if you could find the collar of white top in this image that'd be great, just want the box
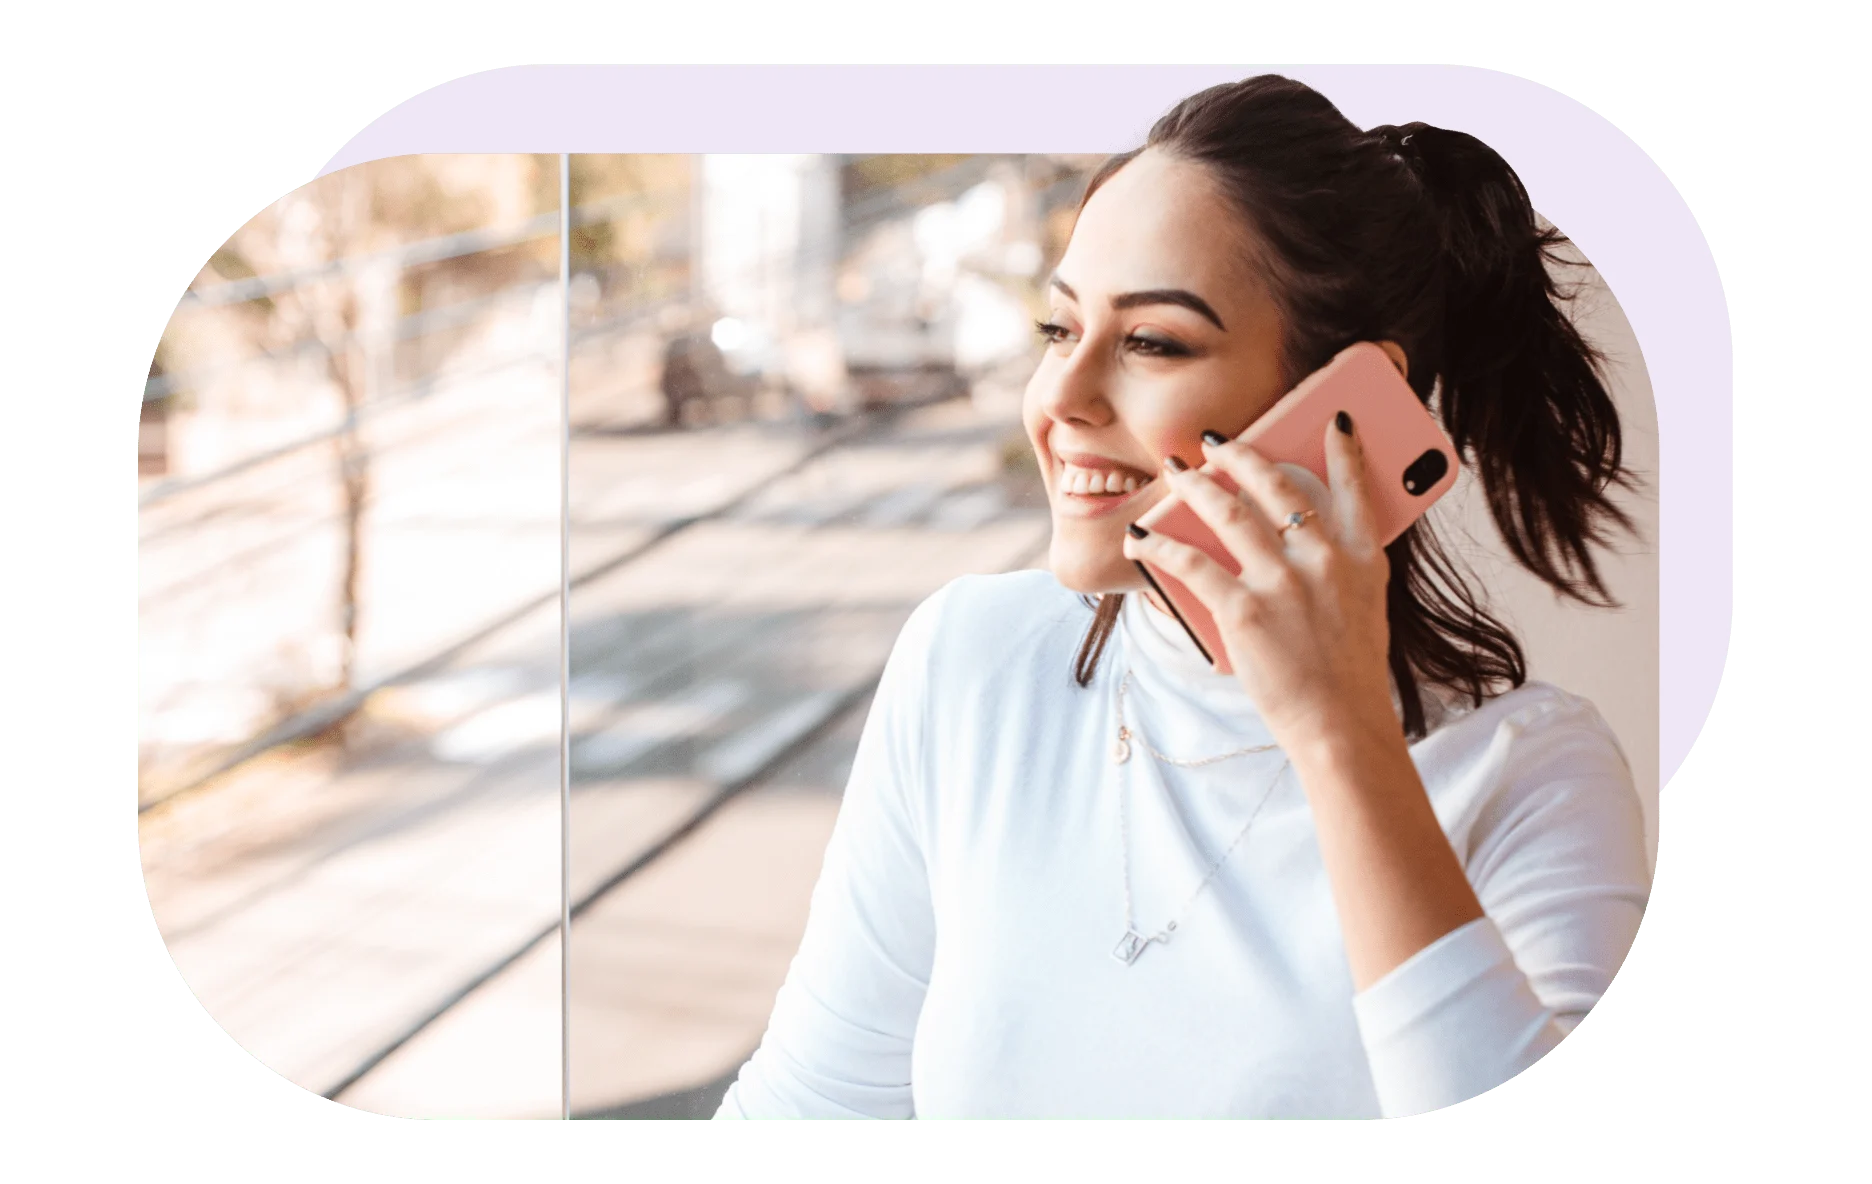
[1120,586,1438,738]
[1121,588,1233,683]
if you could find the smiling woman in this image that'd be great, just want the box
[715,74,1651,1119]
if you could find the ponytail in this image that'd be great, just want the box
[1068,77,1639,737]
[1379,122,1636,606]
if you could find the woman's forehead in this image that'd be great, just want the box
[1058,150,1254,304]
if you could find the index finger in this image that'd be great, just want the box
[1323,411,1380,550]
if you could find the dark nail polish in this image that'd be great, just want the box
[1126,523,1149,539]
[1335,410,1353,435]
[1164,455,1189,472]
[1200,429,1228,447]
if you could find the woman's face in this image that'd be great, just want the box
[1023,148,1291,594]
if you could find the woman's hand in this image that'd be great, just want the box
[1121,414,1400,758]
[1124,413,1486,990]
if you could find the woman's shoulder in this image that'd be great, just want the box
[1418,682,1650,891]
[1415,680,1634,793]
[1414,679,1640,833]
[869,571,1090,769]
[899,569,1088,663]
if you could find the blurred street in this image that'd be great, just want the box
[140,382,1051,1118]
[138,150,1090,1120]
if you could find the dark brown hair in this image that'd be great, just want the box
[1070,75,1637,738]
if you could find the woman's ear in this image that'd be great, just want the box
[1377,340,1410,380]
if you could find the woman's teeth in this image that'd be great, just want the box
[1061,465,1147,496]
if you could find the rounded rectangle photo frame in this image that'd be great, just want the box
[136,63,1724,1125]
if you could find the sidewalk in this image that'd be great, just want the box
[141,391,1050,1117]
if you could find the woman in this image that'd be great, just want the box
[715,74,1651,1119]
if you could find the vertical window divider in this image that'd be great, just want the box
[558,151,573,1123]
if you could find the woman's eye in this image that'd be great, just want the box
[1127,333,1190,357]
[1032,322,1190,357]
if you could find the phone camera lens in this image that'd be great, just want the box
[1401,449,1449,497]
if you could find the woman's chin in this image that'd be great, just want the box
[1047,541,1144,596]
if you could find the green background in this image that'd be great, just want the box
[10,2,1857,1176]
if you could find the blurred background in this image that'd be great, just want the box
[556,155,1087,1119]
[138,154,567,1119]
[138,151,1100,1119]
[137,151,1657,1121]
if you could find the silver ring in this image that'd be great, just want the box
[1278,509,1317,535]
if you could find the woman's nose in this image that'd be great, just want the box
[1036,341,1114,428]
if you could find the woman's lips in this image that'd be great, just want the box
[1050,453,1157,518]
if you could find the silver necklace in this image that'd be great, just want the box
[1110,668,1290,965]
[1114,754,1290,964]
[1112,670,1279,766]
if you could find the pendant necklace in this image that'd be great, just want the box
[1110,667,1290,965]
[1113,670,1279,767]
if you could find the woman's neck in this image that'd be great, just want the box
[1119,586,1231,687]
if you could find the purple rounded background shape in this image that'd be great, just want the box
[320,64,1730,791]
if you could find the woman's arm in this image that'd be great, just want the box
[1350,698,1649,1114]
[713,590,944,1119]
[1123,416,1647,1114]
[1283,711,1484,992]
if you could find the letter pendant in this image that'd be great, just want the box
[1112,930,1151,965]
[1113,728,1131,765]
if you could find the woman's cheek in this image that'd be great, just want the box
[1126,374,1232,456]
[1137,414,1207,467]
[1019,391,1053,476]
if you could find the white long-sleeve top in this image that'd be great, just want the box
[715,570,1650,1119]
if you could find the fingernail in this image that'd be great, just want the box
[1200,430,1228,448]
[1126,523,1149,539]
[1335,411,1353,435]
[1163,455,1189,473]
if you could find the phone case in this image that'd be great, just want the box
[1132,342,1460,673]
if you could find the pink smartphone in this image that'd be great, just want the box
[1132,342,1460,673]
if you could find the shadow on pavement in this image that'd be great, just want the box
[575,1065,742,1120]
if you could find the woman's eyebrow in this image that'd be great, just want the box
[1047,274,1226,332]
[1112,289,1226,331]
